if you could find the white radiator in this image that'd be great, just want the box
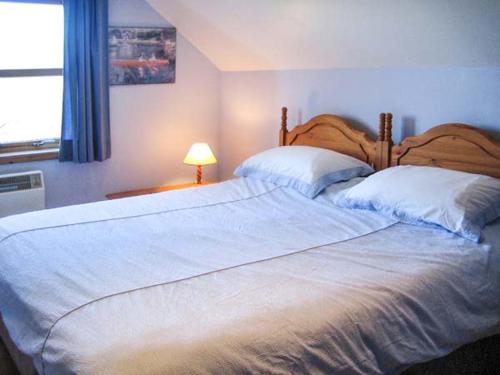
[0,171,45,218]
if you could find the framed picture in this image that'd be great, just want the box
[109,26,176,85]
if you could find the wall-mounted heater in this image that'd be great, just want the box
[0,171,45,218]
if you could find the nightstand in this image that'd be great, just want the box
[105,181,217,200]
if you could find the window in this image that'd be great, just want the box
[0,1,63,163]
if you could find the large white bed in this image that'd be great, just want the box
[0,177,499,374]
[1,111,499,374]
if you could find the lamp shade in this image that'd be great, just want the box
[183,143,217,166]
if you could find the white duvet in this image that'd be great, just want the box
[0,178,499,375]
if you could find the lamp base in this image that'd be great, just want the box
[196,165,202,184]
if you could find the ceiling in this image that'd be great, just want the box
[147,0,500,71]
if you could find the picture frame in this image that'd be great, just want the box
[109,26,176,85]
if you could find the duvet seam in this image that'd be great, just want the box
[0,186,280,245]
[39,221,398,374]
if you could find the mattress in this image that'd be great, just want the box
[0,178,499,375]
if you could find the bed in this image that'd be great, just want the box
[0,109,499,375]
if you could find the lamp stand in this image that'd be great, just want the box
[196,165,202,184]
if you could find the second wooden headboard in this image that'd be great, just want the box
[391,123,500,178]
[279,107,392,170]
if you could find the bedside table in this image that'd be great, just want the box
[106,181,217,200]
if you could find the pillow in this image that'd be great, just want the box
[234,146,374,198]
[333,165,500,242]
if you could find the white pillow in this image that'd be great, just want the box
[234,146,374,198]
[333,165,500,242]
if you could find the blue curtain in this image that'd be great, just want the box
[60,0,110,163]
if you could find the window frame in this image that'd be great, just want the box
[0,0,63,164]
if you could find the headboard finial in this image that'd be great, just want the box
[281,107,288,128]
[378,113,386,141]
[385,113,393,143]
[280,107,288,146]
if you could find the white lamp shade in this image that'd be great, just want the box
[183,143,217,166]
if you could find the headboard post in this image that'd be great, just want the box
[375,113,392,170]
[280,107,288,146]
[385,113,393,143]
[378,113,386,141]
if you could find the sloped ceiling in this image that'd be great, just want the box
[147,0,500,71]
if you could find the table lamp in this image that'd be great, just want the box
[183,143,217,184]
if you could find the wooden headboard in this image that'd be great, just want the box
[279,107,392,170]
[392,124,500,178]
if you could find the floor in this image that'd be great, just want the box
[0,339,19,375]
[401,334,500,375]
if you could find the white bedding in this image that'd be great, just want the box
[0,178,499,375]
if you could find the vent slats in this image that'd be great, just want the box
[0,174,41,193]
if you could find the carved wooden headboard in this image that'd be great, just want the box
[279,107,392,170]
[392,124,500,178]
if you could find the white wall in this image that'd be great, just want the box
[148,0,500,71]
[219,67,500,179]
[0,0,220,208]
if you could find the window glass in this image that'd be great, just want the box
[0,76,63,144]
[0,2,63,70]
